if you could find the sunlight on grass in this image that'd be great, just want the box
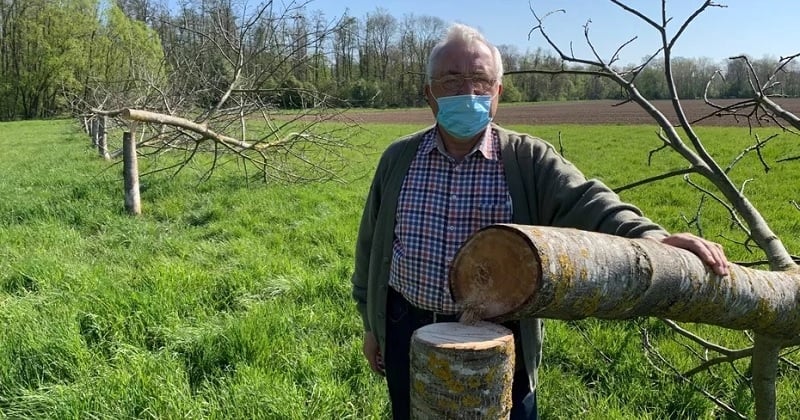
[1,117,798,418]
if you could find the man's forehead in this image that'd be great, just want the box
[433,42,495,75]
[438,39,492,57]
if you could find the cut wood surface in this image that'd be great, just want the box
[450,224,800,338]
[410,322,515,419]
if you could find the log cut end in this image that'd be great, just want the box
[412,321,514,351]
[450,225,541,321]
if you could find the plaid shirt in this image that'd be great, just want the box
[388,127,512,313]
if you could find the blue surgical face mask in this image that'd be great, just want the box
[434,94,494,141]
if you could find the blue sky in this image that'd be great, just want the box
[305,0,799,65]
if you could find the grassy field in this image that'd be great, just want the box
[1,117,799,419]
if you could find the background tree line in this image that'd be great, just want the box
[1,0,798,121]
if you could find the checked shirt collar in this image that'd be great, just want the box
[424,125,499,161]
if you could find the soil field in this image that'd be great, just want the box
[340,98,800,127]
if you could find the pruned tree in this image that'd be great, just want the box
[505,1,800,418]
[81,0,362,185]
[702,53,800,134]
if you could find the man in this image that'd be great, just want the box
[351,23,729,420]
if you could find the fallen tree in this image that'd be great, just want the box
[452,224,800,338]
[93,108,293,151]
[78,1,361,185]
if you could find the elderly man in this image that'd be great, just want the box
[351,23,728,420]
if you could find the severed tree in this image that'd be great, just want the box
[454,1,800,419]
[701,53,800,134]
[81,0,362,185]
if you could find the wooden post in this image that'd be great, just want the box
[410,322,515,419]
[98,116,110,160]
[91,117,99,147]
[122,132,141,215]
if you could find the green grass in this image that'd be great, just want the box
[1,117,799,418]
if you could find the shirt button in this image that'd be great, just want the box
[450,194,457,200]
[448,226,456,231]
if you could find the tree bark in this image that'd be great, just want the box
[450,224,800,338]
[97,115,109,160]
[753,334,780,420]
[122,131,141,215]
[91,117,99,147]
[410,322,515,419]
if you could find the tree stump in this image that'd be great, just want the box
[410,321,514,419]
[122,132,141,215]
[98,116,110,160]
[91,117,99,147]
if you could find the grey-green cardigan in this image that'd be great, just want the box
[351,124,669,390]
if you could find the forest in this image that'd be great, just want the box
[1,0,799,120]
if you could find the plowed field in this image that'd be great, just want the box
[341,98,800,127]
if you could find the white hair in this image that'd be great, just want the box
[425,23,504,85]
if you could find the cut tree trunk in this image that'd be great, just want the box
[122,132,141,215]
[410,321,515,419]
[450,224,800,338]
[97,116,109,160]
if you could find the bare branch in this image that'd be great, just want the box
[753,135,775,172]
[640,326,748,419]
[703,55,800,134]
[662,319,732,354]
[683,174,750,235]
[681,194,708,237]
[614,167,697,193]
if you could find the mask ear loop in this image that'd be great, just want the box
[427,88,438,104]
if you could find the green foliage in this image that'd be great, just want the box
[347,79,382,108]
[1,117,799,418]
[0,0,164,120]
[98,4,166,89]
[500,78,524,103]
[0,0,100,119]
[4,2,800,120]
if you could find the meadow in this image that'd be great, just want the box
[1,114,799,419]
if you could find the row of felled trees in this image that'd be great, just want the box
[3,0,800,120]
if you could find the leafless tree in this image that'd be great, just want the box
[702,53,800,133]
[517,1,800,418]
[83,0,363,185]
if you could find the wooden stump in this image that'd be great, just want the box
[91,117,99,147]
[410,321,514,419]
[122,132,141,215]
[97,116,110,160]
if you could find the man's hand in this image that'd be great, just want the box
[362,331,385,376]
[660,233,730,276]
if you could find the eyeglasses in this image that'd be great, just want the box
[432,74,497,94]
